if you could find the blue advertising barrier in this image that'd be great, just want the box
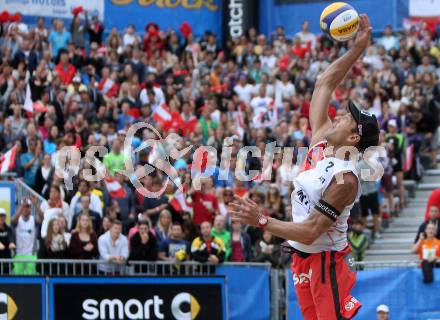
[0,277,46,320]
[259,0,410,36]
[105,0,222,37]
[287,267,440,320]
[217,265,271,320]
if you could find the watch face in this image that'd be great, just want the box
[259,215,268,225]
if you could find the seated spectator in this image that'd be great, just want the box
[253,231,280,267]
[182,212,197,243]
[191,221,225,264]
[264,184,285,221]
[424,188,440,221]
[129,221,158,270]
[415,206,440,242]
[98,220,129,274]
[69,213,99,260]
[154,209,171,244]
[0,208,15,274]
[230,221,252,262]
[103,139,126,176]
[139,180,169,226]
[411,222,440,283]
[211,215,231,261]
[19,138,42,190]
[99,216,112,236]
[348,220,369,263]
[159,223,190,262]
[54,50,76,85]
[58,215,71,246]
[12,199,38,275]
[70,195,102,234]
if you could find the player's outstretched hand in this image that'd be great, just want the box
[229,195,260,227]
[354,14,372,49]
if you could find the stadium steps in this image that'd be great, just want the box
[363,155,439,264]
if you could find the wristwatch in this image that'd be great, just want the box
[258,214,269,230]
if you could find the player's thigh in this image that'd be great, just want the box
[291,255,318,320]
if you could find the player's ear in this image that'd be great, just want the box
[347,132,360,145]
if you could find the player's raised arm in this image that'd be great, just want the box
[309,14,372,146]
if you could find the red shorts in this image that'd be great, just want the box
[291,246,361,320]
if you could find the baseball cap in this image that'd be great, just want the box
[72,75,81,83]
[376,304,389,313]
[388,119,397,127]
[348,100,380,150]
[0,208,6,216]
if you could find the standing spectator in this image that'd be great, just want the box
[411,222,440,283]
[34,154,55,198]
[158,223,190,261]
[129,221,158,268]
[103,139,125,175]
[154,209,171,245]
[70,195,102,234]
[12,199,38,275]
[377,25,399,51]
[69,180,102,220]
[348,220,369,263]
[49,19,71,58]
[38,218,67,259]
[87,10,104,45]
[19,138,41,189]
[264,185,285,220]
[0,208,15,274]
[38,186,71,238]
[69,213,99,260]
[295,21,316,48]
[190,179,219,225]
[376,305,390,320]
[386,119,406,209]
[230,221,252,262]
[253,231,280,267]
[139,181,169,226]
[211,215,231,261]
[98,220,129,274]
[191,221,225,264]
[357,157,381,238]
[416,206,440,242]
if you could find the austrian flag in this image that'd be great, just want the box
[104,177,126,199]
[0,146,17,174]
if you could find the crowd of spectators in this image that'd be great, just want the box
[0,10,439,273]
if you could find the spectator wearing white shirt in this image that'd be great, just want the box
[260,47,277,74]
[254,74,275,98]
[234,75,254,105]
[275,72,296,103]
[12,199,39,275]
[250,86,273,113]
[122,24,139,48]
[378,25,399,52]
[307,52,329,81]
[98,220,129,274]
[295,21,316,49]
[38,186,71,238]
[139,81,165,107]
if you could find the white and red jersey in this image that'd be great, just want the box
[288,141,361,253]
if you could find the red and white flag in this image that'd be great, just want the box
[252,102,278,129]
[153,103,172,125]
[236,110,245,139]
[104,177,126,199]
[404,144,414,173]
[170,189,193,214]
[0,146,17,174]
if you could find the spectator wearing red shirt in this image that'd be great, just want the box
[54,50,76,85]
[190,179,219,225]
[425,189,440,221]
[291,36,311,59]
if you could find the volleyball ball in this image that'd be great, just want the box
[320,2,359,42]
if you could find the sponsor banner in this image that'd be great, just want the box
[0,278,46,320]
[105,0,222,37]
[222,0,258,42]
[287,268,440,319]
[49,277,227,320]
[0,0,104,20]
[409,0,440,17]
[259,0,408,35]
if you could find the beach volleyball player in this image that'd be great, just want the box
[230,14,379,320]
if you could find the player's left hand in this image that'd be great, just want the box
[229,196,260,227]
[354,14,372,49]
